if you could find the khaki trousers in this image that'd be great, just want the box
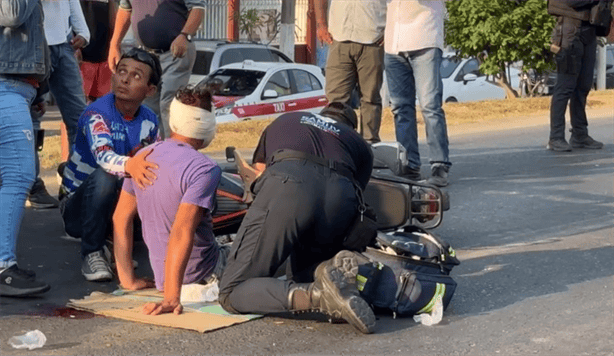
[325,40,384,143]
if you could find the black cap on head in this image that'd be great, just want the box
[320,102,358,129]
[120,48,163,86]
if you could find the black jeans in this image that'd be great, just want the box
[218,160,358,314]
[60,168,122,258]
[550,24,597,140]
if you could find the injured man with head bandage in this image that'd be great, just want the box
[113,85,227,316]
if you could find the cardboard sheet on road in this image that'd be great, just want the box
[67,289,261,333]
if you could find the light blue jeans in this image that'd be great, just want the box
[385,48,450,169]
[49,42,87,149]
[0,78,37,267]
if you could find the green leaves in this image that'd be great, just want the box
[445,0,556,93]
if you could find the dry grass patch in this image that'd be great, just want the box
[39,90,613,170]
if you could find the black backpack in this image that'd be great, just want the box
[354,226,460,318]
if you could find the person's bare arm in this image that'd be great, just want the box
[108,7,132,72]
[314,0,333,44]
[170,8,204,58]
[113,190,155,290]
[142,203,203,315]
[253,162,266,173]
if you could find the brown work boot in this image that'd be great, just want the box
[289,251,376,334]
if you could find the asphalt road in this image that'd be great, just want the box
[0,113,612,355]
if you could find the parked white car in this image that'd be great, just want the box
[189,40,293,85]
[198,61,328,123]
[440,54,521,103]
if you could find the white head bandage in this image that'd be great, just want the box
[169,97,216,148]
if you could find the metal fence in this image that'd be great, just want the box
[197,0,228,40]
[197,0,308,43]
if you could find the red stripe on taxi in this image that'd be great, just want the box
[232,95,328,118]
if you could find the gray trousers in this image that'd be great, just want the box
[143,42,196,139]
[218,160,357,314]
[326,40,384,143]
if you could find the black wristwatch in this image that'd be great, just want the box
[180,32,193,42]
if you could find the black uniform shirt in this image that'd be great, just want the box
[252,112,374,190]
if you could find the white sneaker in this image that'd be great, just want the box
[82,251,113,281]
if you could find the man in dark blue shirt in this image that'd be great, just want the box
[219,103,377,334]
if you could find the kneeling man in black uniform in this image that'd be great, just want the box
[218,103,376,333]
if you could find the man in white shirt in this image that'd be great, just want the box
[42,0,90,149]
[384,0,451,187]
[315,0,387,143]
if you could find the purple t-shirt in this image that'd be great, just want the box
[123,138,221,291]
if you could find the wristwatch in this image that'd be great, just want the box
[180,32,193,42]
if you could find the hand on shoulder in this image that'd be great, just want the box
[125,147,158,189]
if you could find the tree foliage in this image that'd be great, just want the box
[445,0,556,97]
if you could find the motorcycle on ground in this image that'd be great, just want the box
[211,142,450,240]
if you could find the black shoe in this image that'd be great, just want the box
[546,138,572,152]
[0,265,50,297]
[310,251,376,334]
[400,166,422,181]
[427,165,449,187]
[569,135,603,149]
[28,178,59,209]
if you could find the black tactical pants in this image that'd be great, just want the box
[550,23,597,140]
[218,160,357,314]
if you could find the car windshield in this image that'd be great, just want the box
[441,56,461,79]
[192,50,214,76]
[220,48,292,67]
[202,69,266,96]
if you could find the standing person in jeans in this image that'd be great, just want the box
[384,0,451,186]
[27,87,62,209]
[42,0,89,148]
[59,48,162,282]
[219,103,377,334]
[108,0,205,139]
[314,0,387,144]
[0,0,51,297]
[26,0,90,209]
[547,0,611,151]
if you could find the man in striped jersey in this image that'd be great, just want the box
[59,48,162,282]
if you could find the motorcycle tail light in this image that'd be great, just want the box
[411,187,440,223]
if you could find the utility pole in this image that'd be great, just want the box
[280,0,296,61]
[228,0,240,41]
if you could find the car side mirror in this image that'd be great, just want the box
[607,64,613,70]
[463,73,478,84]
[262,89,279,99]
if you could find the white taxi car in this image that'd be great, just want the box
[197,61,328,123]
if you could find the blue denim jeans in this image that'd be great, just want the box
[385,48,450,169]
[0,78,37,267]
[49,42,86,149]
[60,168,122,258]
